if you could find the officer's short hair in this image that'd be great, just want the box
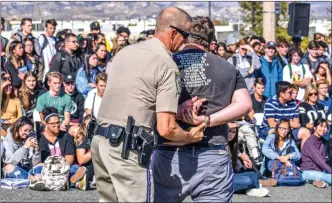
[47,72,63,83]
[155,7,192,33]
[1,17,5,24]
[187,16,215,49]
[96,72,108,84]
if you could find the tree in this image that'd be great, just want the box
[239,2,263,36]
[240,2,294,41]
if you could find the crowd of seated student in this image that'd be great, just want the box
[1,108,94,191]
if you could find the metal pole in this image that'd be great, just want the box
[208,2,212,19]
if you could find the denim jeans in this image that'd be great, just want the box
[3,165,43,179]
[233,171,259,193]
[302,170,331,185]
[151,145,233,202]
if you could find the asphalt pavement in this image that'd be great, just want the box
[0,184,331,202]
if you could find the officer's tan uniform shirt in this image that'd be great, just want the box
[98,37,179,129]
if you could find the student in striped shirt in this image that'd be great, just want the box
[259,81,311,148]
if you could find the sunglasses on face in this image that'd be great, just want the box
[169,25,189,39]
[309,92,318,96]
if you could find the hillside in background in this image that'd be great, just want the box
[0,2,331,21]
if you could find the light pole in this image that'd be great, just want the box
[208,1,212,19]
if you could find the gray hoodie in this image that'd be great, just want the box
[2,128,40,167]
[14,29,35,44]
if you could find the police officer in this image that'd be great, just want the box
[91,7,206,202]
[150,16,253,202]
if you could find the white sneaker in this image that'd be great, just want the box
[246,188,269,197]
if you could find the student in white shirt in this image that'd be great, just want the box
[35,19,57,83]
[84,73,107,119]
[283,46,313,101]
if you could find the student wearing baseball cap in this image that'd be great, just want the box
[63,73,85,126]
[255,41,283,98]
[90,21,111,52]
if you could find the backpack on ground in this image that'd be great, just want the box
[41,156,70,191]
[268,159,305,186]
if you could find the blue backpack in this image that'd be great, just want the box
[268,159,305,186]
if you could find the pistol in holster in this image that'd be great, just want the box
[121,115,155,168]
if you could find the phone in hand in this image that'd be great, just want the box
[18,66,28,74]
[28,131,37,139]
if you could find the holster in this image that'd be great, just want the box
[136,128,155,168]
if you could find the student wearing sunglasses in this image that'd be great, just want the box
[299,84,329,141]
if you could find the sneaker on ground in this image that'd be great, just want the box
[246,188,269,197]
[259,178,278,187]
[29,180,45,191]
[70,166,86,184]
[76,173,87,191]
[313,180,327,188]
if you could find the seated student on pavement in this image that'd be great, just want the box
[37,107,87,189]
[84,72,107,119]
[23,38,44,85]
[36,71,72,131]
[95,42,107,71]
[4,40,26,89]
[259,81,310,148]
[228,127,274,197]
[2,116,41,180]
[227,39,261,94]
[49,33,82,77]
[247,77,268,121]
[283,46,313,101]
[1,71,23,136]
[314,61,332,85]
[290,84,301,107]
[261,118,301,177]
[299,85,327,137]
[19,72,46,119]
[301,118,331,188]
[62,74,85,126]
[317,80,332,117]
[71,115,95,190]
[255,41,283,98]
[75,51,101,98]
